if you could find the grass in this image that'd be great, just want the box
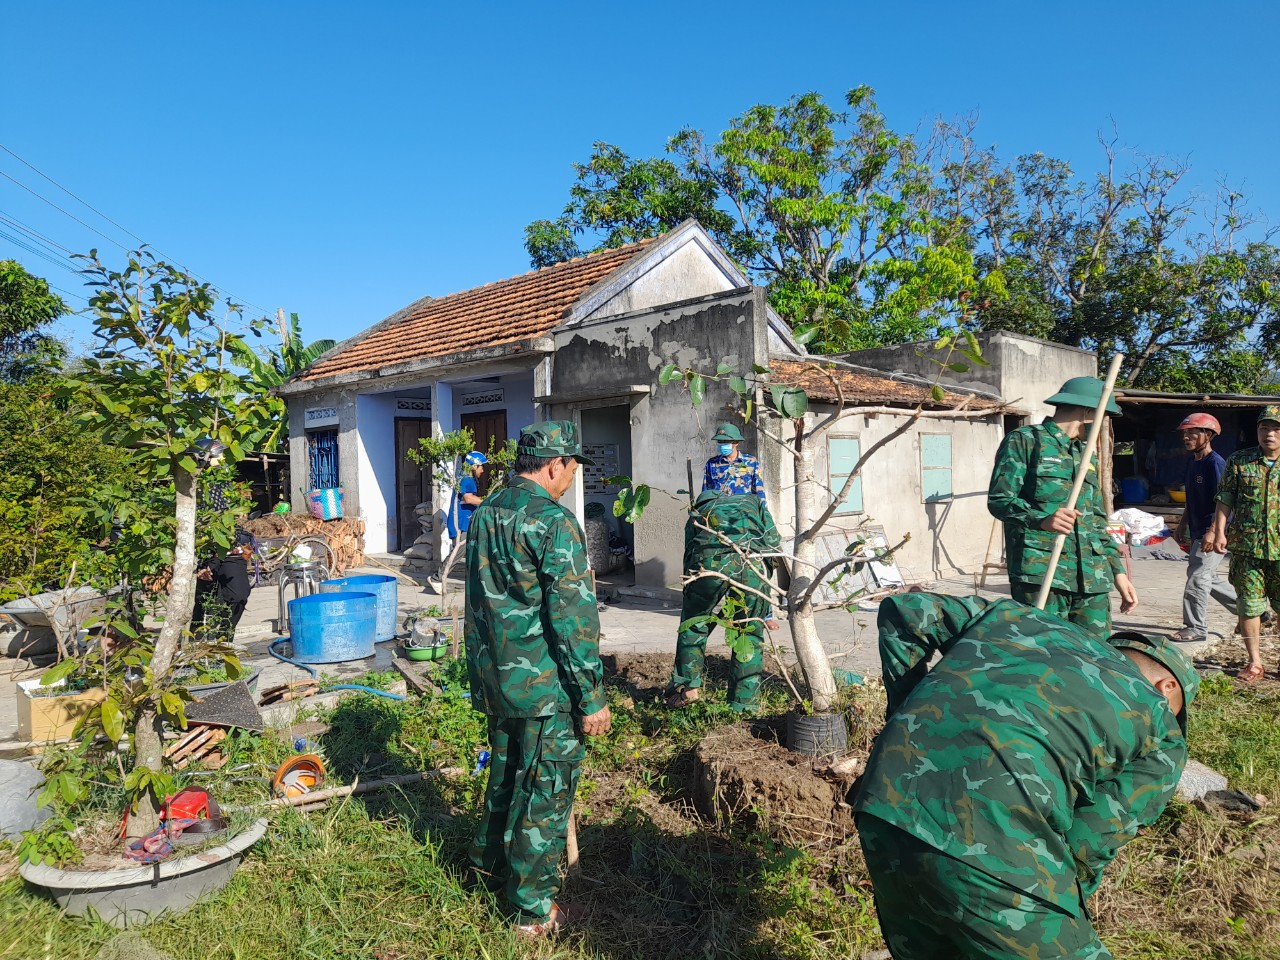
[3,662,1280,959]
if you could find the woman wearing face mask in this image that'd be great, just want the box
[703,423,766,501]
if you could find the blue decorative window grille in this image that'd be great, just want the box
[308,429,339,490]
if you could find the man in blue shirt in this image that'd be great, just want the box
[1173,413,1226,643]
[703,423,766,501]
[447,451,489,539]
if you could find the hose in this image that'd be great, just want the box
[267,638,406,701]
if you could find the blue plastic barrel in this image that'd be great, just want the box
[320,574,397,642]
[1120,476,1149,504]
[288,592,377,663]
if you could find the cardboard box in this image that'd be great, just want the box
[16,678,105,742]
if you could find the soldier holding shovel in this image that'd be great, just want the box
[987,365,1137,631]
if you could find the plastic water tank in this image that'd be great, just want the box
[288,592,377,663]
[1120,477,1149,504]
[320,574,397,642]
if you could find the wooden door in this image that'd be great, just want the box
[460,411,508,460]
[395,418,432,550]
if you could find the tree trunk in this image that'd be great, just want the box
[787,432,838,713]
[127,466,198,839]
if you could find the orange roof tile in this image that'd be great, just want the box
[299,239,658,381]
[769,359,983,409]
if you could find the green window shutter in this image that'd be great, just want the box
[921,434,952,501]
[829,437,863,514]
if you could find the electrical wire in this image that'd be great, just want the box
[0,143,276,319]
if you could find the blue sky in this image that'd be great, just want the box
[4,1,1279,354]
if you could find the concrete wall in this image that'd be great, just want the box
[355,393,396,552]
[580,233,739,323]
[841,331,1097,424]
[550,287,773,590]
[785,409,1005,580]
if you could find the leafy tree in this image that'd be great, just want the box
[0,377,138,601]
[0,259,68,381]
[58,249,277,836]
[973,149,1280,390]
[528,87,1004,352]
[229,309,337,450]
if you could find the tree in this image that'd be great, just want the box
[0,377,139,601]
[58,249,277,836]
[655,336,996,714]
[973,148,1280,390]
[0,259,67,382]
[527,87,1004,353]
[229,308,337,450]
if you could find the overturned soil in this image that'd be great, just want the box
[600,649,792,700]
[691,723,860,847]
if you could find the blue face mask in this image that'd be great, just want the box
[718,443,734,457]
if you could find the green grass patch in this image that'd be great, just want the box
[1187,671,1280,797]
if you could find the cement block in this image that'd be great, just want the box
[1177,758,1229,801]
[0,757,52,839]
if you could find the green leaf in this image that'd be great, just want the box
[688,373,706,406]
[792,323,819,346]
[930,384,946,403]
[715,361,733,375]
[769,384,809,419]
[946,362,969,373]
[101,696,125,742]
[744,397,752,422]
[40,659,79,686]
[658,363,681,385]
[751,363,770,375]
[728,375,748,395]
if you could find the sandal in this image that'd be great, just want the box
[664,687,700,709]
[1237,663,1266,683]
[515,901,589,939]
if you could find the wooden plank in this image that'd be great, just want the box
[391,657,442,696]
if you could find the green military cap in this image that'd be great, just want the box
[1044,376,1122,416]
[1258,405,1280,424]
[712,423,745,442]
[1107,631,1199,734]
[516,420,594,464]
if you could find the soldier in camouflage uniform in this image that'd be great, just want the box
[988,376,1137,632]
[853,592,1198,960]
[464,420,612,937]
[1205,404,1280,681]
[667,490,780,711]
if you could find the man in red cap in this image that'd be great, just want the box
[1173,413,1225,644]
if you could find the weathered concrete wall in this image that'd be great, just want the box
[793,409,1005,580]
[841,332,1097,424]
[550,287,773,590]
[580,234,739,323]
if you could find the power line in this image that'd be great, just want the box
[0,143,276,319]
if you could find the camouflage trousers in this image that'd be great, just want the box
[1009,581,1112,635]
[671,574,767,711]
[468,710,583,921]
[858,815,1111,959]
[1228,554,1280,619]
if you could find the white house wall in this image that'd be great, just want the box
[356,393,397,554]
[578,237,739,323]
[773,409,1004,581]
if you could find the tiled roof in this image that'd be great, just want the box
[769,359,981,409]
[299,239,658,381]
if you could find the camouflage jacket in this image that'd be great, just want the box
[852,593,1186,916]
[988,422,1124,593]
[684,492,780,592]
[1216,446,1280,560]
[703,453,767,501]
[464,476,606,719]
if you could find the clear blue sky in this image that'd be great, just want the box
[4,1,1279,354]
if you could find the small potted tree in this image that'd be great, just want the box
[18,251,277,925]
